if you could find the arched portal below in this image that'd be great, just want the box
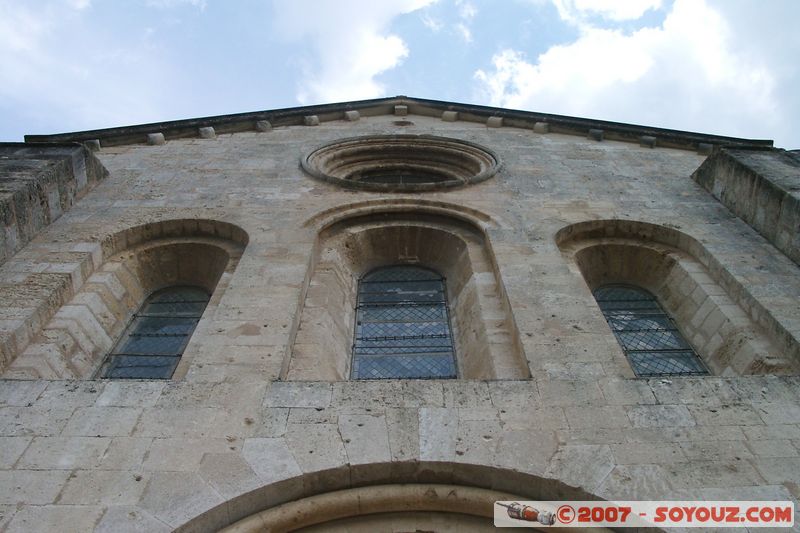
[219,484,613,533]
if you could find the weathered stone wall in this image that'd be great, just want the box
[692,147,800,265]
[557,220,800,375]
[0,112,799,532]
[0,144,108,266]
[289,212,528,381]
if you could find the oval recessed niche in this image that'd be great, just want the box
[301,134,501,192]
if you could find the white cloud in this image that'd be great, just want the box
[419,1,474,44]
[552,0,661,23]
[474,0,790,145]
[456,0,477,19]
[453,0,476,42]
[421,13,444,31]
[455,22,472,43]
[272,0,436,104]
[67,0,91,9]
[145,0,206,9]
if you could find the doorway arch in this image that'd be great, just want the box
[175,462,616,533]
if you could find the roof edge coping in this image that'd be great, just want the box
[23,95,773,152]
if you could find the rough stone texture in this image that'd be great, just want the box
[197,127,215,139]
[84,140,101,152]
[0,144,107,265]
[557,220,800,375]
[0,103,799,532]
[533,121,549,134]
[441,110,458,122]
[301,134,500,192]
[697,142,713,155]
[288,217,528,380]
[255,120,272,132]
[146,133,165,146]
[693,147,800,266]
[486,116,503,128]
[640,135,657,148]
[1,220,246,378]
[343,110,360,122]
[588,128,604,141]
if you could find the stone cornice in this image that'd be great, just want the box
[23,96,773,153]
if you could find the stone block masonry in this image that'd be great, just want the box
[693,147,800,266]
[0,99,798,531]
[0,144,108,266]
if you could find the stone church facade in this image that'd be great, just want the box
[0,96,798,531]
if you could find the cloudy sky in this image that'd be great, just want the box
[1,0,798,148]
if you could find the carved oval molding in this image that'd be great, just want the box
[301,134,501,192]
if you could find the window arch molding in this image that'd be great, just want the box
[556,219,799,375]
[4,219,248,379]
[178,462,609,533]
[285,207,529,381]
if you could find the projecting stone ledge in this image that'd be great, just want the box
[198,126,216,139]
[0,144,108,266]
[692,147,800,265]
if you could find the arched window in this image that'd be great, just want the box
[594,284,708,377]
[98,286,210,379]
[351,266,457,379]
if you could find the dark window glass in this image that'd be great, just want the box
[356,169,449,185]
[352,266,457,379]
[594,285,708,377]
[99,286,209,379]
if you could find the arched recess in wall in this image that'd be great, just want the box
[175,462,613,533]
[556,219,799,375]
[3,219,248,379]
[284,202,529,381]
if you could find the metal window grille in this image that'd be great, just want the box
[351,266,457,379]
[594,285,709,377]
[98,286,210,379]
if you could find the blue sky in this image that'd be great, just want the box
[1,0,798,148]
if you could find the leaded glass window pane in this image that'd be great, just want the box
[352,266,457,379]
[594,284,708,377]
[99,286,209,379]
